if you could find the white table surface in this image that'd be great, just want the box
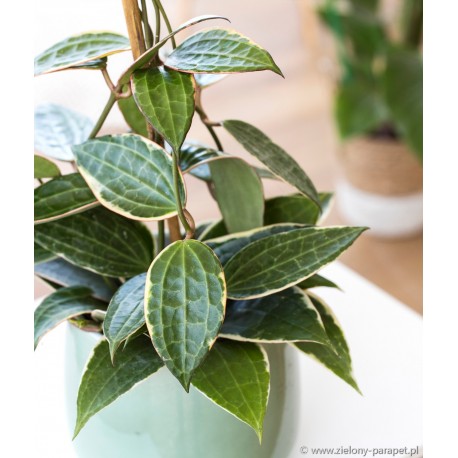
[34,262,422,458]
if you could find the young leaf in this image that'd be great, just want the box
[297,274,340,291]
[103,273,147,360]
[34,155,60,179]
[131,67,195,151]
[264,193,334,226]
[145,240,226,391]
[34,286,102,349]
[225,226,366,299]
[73,134,186,221]
[34,32,130,76]
[118,96,149,137]
[294,294,361,393]
[210,158,264,233]
[221,287,330,345]
[34,242,57,265]
[192,340,269,441]
[74,336,163,438]
[34,258,116,302]
[223,120,320,208]
[34,173,98,224]
[165,29,283,76]
[34,207,154,277]
[34,103,93,161]
[205,223,302,266]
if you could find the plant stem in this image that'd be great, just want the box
[157,220,165,253]
[168,217,182,242]
[195,105,224,151]
[101,67,115,92]
[140,0,153,49]
[88,92,117,139]
[154,0,176,48]
[152,0,161,45]
[172,150,193,237]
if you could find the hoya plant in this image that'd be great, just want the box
[34,0,365,442]
[318,0,423,160]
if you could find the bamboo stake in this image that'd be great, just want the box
[121,0,146,59]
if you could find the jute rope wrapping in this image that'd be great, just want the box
[338,137,423,196]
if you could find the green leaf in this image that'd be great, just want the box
[34,155,60,179]
[205,223,302,266]
[118,96,149,137]
[145,239,226,390]
[180,142,226,180]
[74,336,163,438]
[221,287,330,345]
[34,173,98,224]
[34,286,102,349]
[225,226,366,299]
[34,258,116,302]
[210,158,264,233]
[34,207,154,277]
[131,67,195,151]
[294,294,360,393]
[264,193,333,226]
[223,120,320,208]
[34,32,130,76]
[34,242,57,264]
[297,274,340,290]
[198,219,228,241]
[194,73,227,88]
[165,28,282,76]
[384,47,423,160]
[70,57,107,70]
[34,103,93,161]
[103,273,147,360]
[192,339,269,441]
[73,134,186,220]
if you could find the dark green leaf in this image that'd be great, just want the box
[34,286,102,349]
[264,193,333,226]
[294,294,360,393]
[34,155,60,179]
[34,173,98,224]
[34,257,116,302]
[192,340,269,440]
[131,67,195,151]
[297,274,340,290]
[34,207,154,277]
[34,242,57,265]
[34,103,93,161]
[73,134,185,220]
[103,273,147,360]
[198,219,228,241]
[70,57,107,70]
[165,29,282,76]
[221,287,329,345]
[74,336,163,438]
[210,158,264,233]
[34,32,130,76]
[223,120,320,208]
[205,223,302,266]
[180,142,226,180]
[225,226,366,299]
[118,96,149,137]
[145,240,226,390]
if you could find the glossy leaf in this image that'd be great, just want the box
[103,273,147,360]
[145,239,226,390]
[221,287,330,345]
[384,47,423,160]
[34,103,93,161]
[34,258,116,302]
[34,173,98,224]
[180,142,226,180]
[131,67,195,151]
[294,294,360,392]
[34,207,154,277]
[205,224,302,266]
[74,336,163,438]
[165,29,282,76]
[223,120,320,208]
[70,57,107,70]
[73,134,185,220]
[192,340,269,440]
[34,155,60,179]
[118,96,149,137]
[297,274,340,291]
[210,158,264,233]
[225,226,366,299]
[198,219,228,241]
[34,32,130,76]
[264,193,333,226]
[34,242,56,265]
[34,286,102,349]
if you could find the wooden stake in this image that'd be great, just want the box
[121,0,146,59]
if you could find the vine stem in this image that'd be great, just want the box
[195,100,224,151]
[152,0,161,45]
[88,92,116,139]
[154,0,176,48]
[140,0,153,48]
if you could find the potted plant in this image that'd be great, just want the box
[317,0,423,237]
[34,1,365,456]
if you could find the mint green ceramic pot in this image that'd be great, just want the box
[65,324,300,458]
